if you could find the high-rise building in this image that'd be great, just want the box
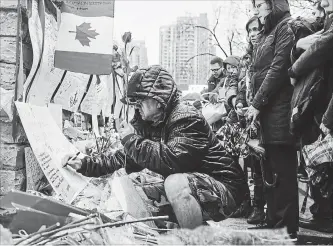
[127,40,148,69]
[159,13,215,90]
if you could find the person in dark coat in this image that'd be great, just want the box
[245,0,298,237]
[64,65,248,229]
[207,56,225,96]
[232,16,266,225]
[205,57,226,131]
[288,0,333,233]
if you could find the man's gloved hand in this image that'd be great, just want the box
[61,153,86,171]
[118,120,135,140]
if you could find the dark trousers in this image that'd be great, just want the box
[245,155,265,208]
[264,144,299,234]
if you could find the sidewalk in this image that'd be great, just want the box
[206,181,333,245]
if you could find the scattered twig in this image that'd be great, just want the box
[14,222,61,245]
[134,234,158,245]
[86,215,169,230]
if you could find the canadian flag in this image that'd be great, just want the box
[54,0,114,75]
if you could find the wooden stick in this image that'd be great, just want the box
[66,213,98,226]
[26,215,97,245]
[134,234,158,244]
[86,215,169,230]
[14,222,60,245]
[41,220,94,237]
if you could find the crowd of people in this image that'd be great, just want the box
[63,0,333,242]
[202,0,333,237]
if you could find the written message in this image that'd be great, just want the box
[15,102,90,203]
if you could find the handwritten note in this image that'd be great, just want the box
[80,75,108,115]
[15,102,90,203]
[26,2,65,106]
[53,72,89,112]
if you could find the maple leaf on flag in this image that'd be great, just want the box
[70,22,99,47]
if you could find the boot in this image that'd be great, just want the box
[247,206,265,224]
[247,173,266,224]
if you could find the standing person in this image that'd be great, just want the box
[246,0,298,238]
[64,65,248,229]
[233,16,266,224]
[288,0,333,233]
[206,57,225,99]
[205,57,225,132]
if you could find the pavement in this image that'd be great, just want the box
[206,181,333,245]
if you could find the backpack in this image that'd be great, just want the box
[288,17,326,143]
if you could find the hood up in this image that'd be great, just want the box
[121,65,181,124]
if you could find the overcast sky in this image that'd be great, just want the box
[112,1,313,65]
[113,1,220,65]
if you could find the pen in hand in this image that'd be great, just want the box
[63,152,80,168]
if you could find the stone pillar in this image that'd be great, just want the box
[0,0,31,199]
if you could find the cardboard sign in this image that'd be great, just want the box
[15,102,89,203]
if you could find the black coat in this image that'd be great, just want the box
[289,16,333,132]
[78,66,248,205]
[251,1,294,145]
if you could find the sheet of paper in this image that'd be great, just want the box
[0,88,14,120]
[47,103,62,130]
[26,2,65,106]
[15,102,90,203]
[53,71,89,112]
[101,74,113,118]
[23,0,43,102]
[80,75,108,115]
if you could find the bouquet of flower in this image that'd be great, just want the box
[216,122,250,158]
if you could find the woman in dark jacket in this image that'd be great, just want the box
[246,0,298,237]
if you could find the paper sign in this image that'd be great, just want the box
[47,103,62,130]
[26,1,65,106]
[23,0,43,102]
[15,102,89,203]
[80,75,108,115]
[101,74,113,117]
[0,88,14,120]
[53,71,89,112]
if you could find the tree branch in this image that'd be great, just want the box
[185,52,216,64]
[213,7,221,33]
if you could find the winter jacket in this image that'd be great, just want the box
[78,66,248,206]
[287,17,327,144]
[205,73,225,100]
[288,15,333,132]
[250,0,295,145]
[210,75,239,112]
